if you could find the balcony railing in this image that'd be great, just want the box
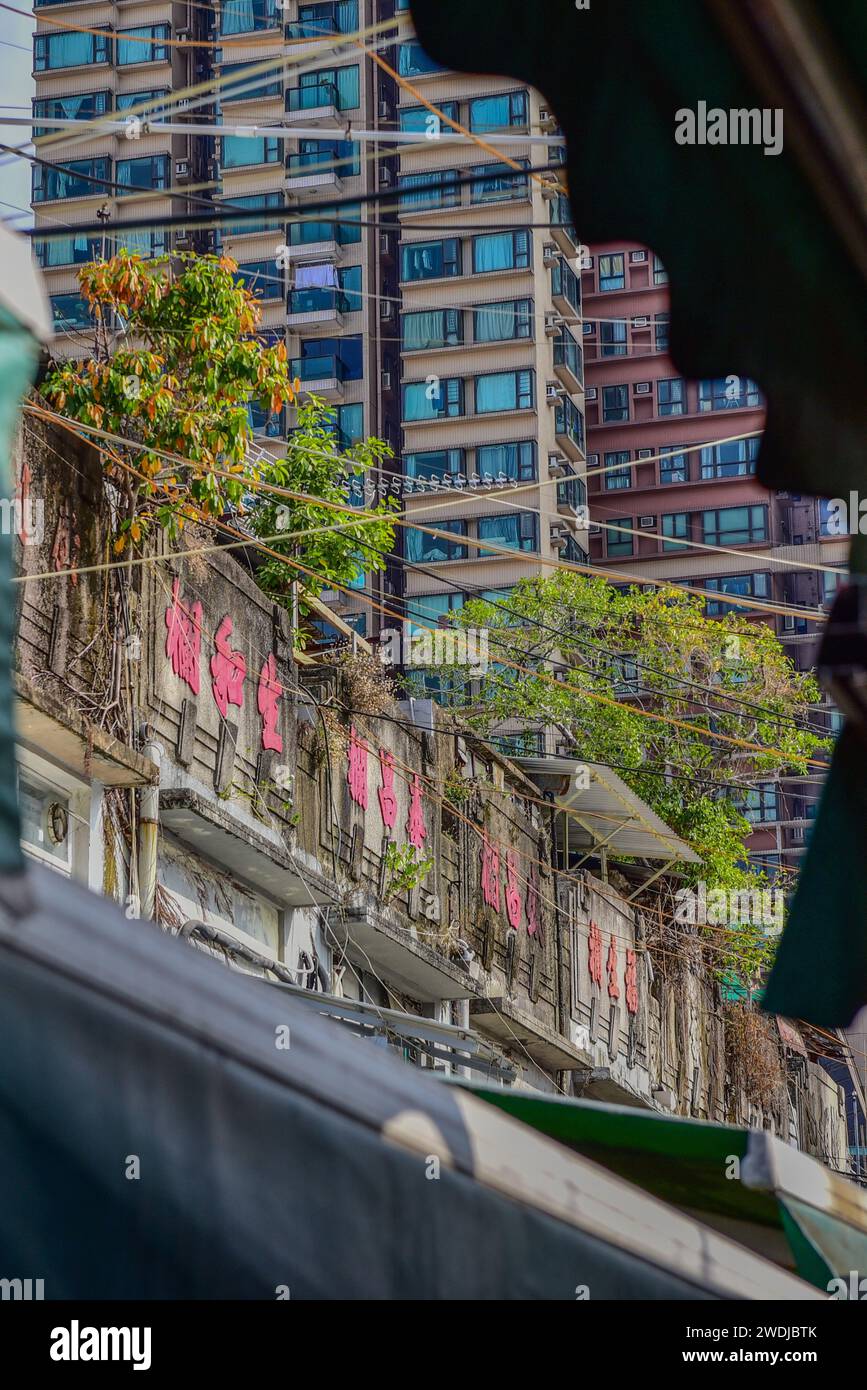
[290,354,345,384]
[285,1,358,40]
[287,288,351,316]
[286,80,341,113]
[549,193,578,251]
[554,332,583,388]
[551,258,582,318]
[555,397,585,457]
[557,474,587,513]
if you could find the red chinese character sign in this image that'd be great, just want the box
[406,773,427,849]
[481,834,500,913]
[210,615,246,718]
[165,576,203,695]
[607,937,621,1001]
[505,850,522,931]
[625,949,639,1016]
[257,652,283,753]
[377,749,397,830]
[588,921,603,987]
[347,726,368,809]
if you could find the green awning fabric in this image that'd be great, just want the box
[411,0,867,1026]
[458,1082,867,1289]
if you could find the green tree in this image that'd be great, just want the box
[42,251,396,598]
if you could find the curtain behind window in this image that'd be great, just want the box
[473,234,512,273]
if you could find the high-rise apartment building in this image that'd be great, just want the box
[583,241,846,870]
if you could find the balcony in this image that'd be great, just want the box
[286,288,349,328]
[281,236,344,263]
[557,472,587,519]
[286,149,343,195]
[551,258,582,322]
[285,80,340,122]
[553,330,583,393]
[554,397,585,461]
[285,0,358,47]
[289,354,345,396]
[549,193,579,256]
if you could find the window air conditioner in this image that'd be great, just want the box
[630,250,647,262]
[634,381,651,394]
[632,316,649,327]
[544,312,558,335]
[379,100,393,120]
[175,160,190,180]
[546,382,561,400]
[379,168,393,186]
[548,455,567,476]
[379,233,391,256]
[637,448,652,458]
[638,516,656,528]
[381,370,392,390]
[587,453,599,467]
[543,243,558,266]
[585,387,597,401]
[538,108,557,132]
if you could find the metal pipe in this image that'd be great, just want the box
[137,740,162,920]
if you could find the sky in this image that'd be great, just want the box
[0,8,37,229]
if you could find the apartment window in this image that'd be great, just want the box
[557,473,587,511]
[334,403,363,449]
[397,42,444,77]
[221,192,283,236]
[659,446,688,484]
[603,451,631,490]
[288,138,359,176]
[704,572,770,616]
[401,238,460,281]
[598,253,625,291]
[822,569,844,606]
[702,505,768,547]
[475,369,534,414]
[471,160,529,204]
[288,204,361,245]
[406,593,464,631]
[699,438,760,479]
[221,134,280,168]
[114,230,168,260]
[653,254,668,285]
[551,258,581,314]
[34,30,109,71]
[116,90,171,115]
[698,377,762,411]
[235,261,282,300]
[555,398,585,451]
[406,520,467,563]
[654,313,670,352]
[662,512,690,551]
[403,378,464,421]
[473,230,530,273]
[219,62,283,101]
[299,334,362,381]
[290,0,359,39]
[469,90,529,132]
[19,770,74,872]
[606,520,633,558]
[737,784,779,825]
[220,0,280,34]
[117,25,170,65]
[399,169,460,211]
[602,384,629,422]
[289,65,360,111]
[33,91,109,138]
[474,299,532,343]
[600,320,627,357]
[33,156,109,203]
[399,101,457,133]
[401,308,462,351]
[50,293,94,333]
[657,378,685,416]
[116,154,169,196]
[476,441,536,483]
[554,327,582,381]
[35,233,102,269]
[405,450,464,482]
[478,512,538,555]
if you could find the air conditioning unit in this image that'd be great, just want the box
[174,233,191,250]
[585,387,597,401]
[538,108,557,132]
[546,382,561,401]
[548,454,567,477]
[630,250,647,262]
[175,159,190,180]
[634,381,651,394]
[542,243,558,267]
[587,453,599,467]
[638,515,656,528]
[379,301,393,319]
[379,100,393,120]
[632,315,650,327]
[544,311,558,336]
[177,99,190,109]
[540,183,557,201]
[637,448,652,458]
[380,370,392,390]
[792,826,805,843]
[379,233,391,256]
[176,28,191,42]
[379,168,393,186]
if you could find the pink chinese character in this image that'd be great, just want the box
[406,772,427,849]
[481,833,500,913]
[505,850,522,931]
[607,937,621,1001]
[210,614,246,718]
[526,866,541,938]
[165,576,203,695]
[625,949,639,1016]
[588,921,603,987]
[377,749,397,829]
[257,652,283,753]
[347,726,368,808]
